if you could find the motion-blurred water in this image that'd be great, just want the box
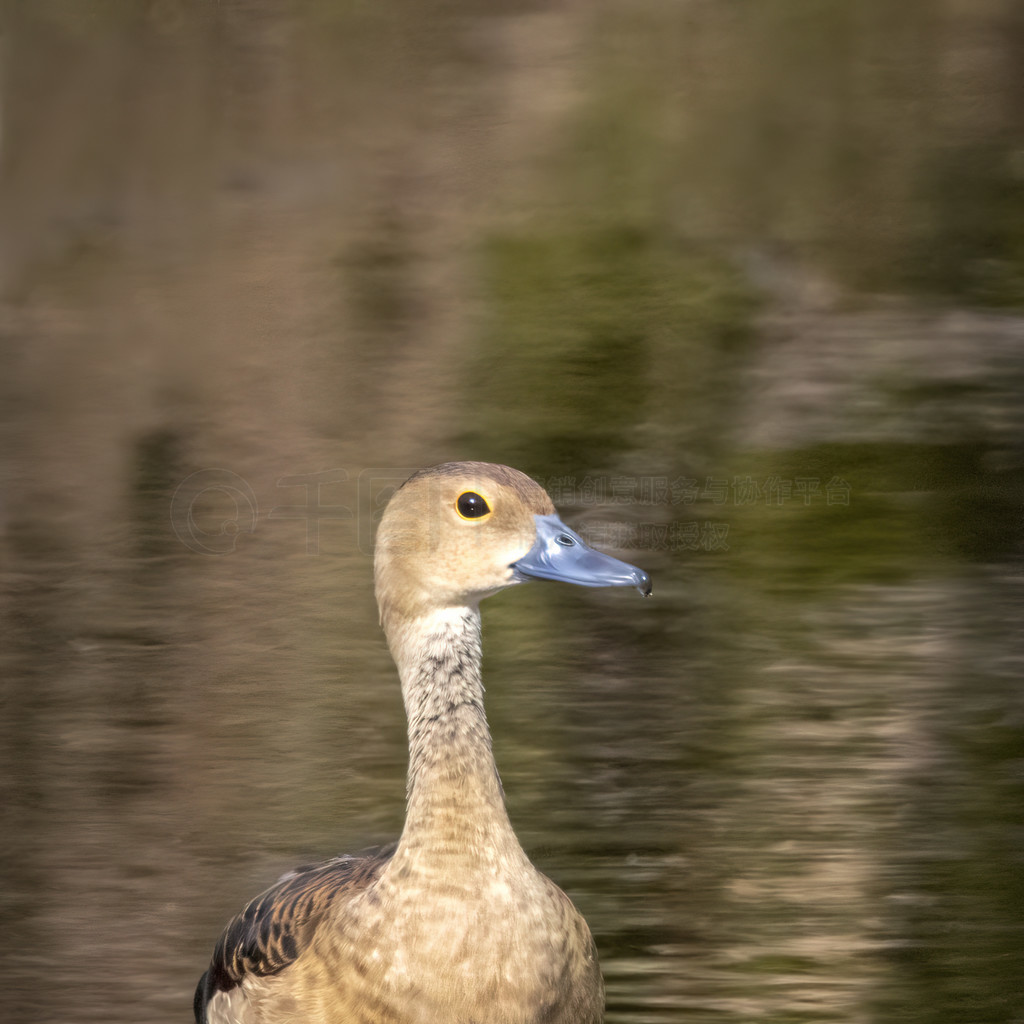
[2,3,1022,1022]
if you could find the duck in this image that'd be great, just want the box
[194,461,651,1024]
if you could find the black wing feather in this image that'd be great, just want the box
[194,843,396,1023]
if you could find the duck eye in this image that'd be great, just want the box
[455,491,491,520]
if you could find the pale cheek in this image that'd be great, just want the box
[421,525,534,595]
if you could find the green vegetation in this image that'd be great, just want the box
[462,225,757,476]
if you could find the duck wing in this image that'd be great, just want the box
[193,843,396,1023]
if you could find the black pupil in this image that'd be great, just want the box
[457,492,490,518]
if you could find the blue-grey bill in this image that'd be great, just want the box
[512,514,652,597]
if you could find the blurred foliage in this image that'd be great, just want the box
[909,142,1024,305]
[130,427,186,562]
[721,443,1024,592]
[872,655,1024,1024]
[562,0,1024,305]
[461,225,757,476]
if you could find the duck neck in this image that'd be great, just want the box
[386,606,521,863]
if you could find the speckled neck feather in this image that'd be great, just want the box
[388,608,521,870]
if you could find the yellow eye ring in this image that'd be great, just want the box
[455,491,491,520]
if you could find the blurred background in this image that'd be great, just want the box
[2,1,1023,1021]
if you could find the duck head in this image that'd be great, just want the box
[375,462,651,627]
